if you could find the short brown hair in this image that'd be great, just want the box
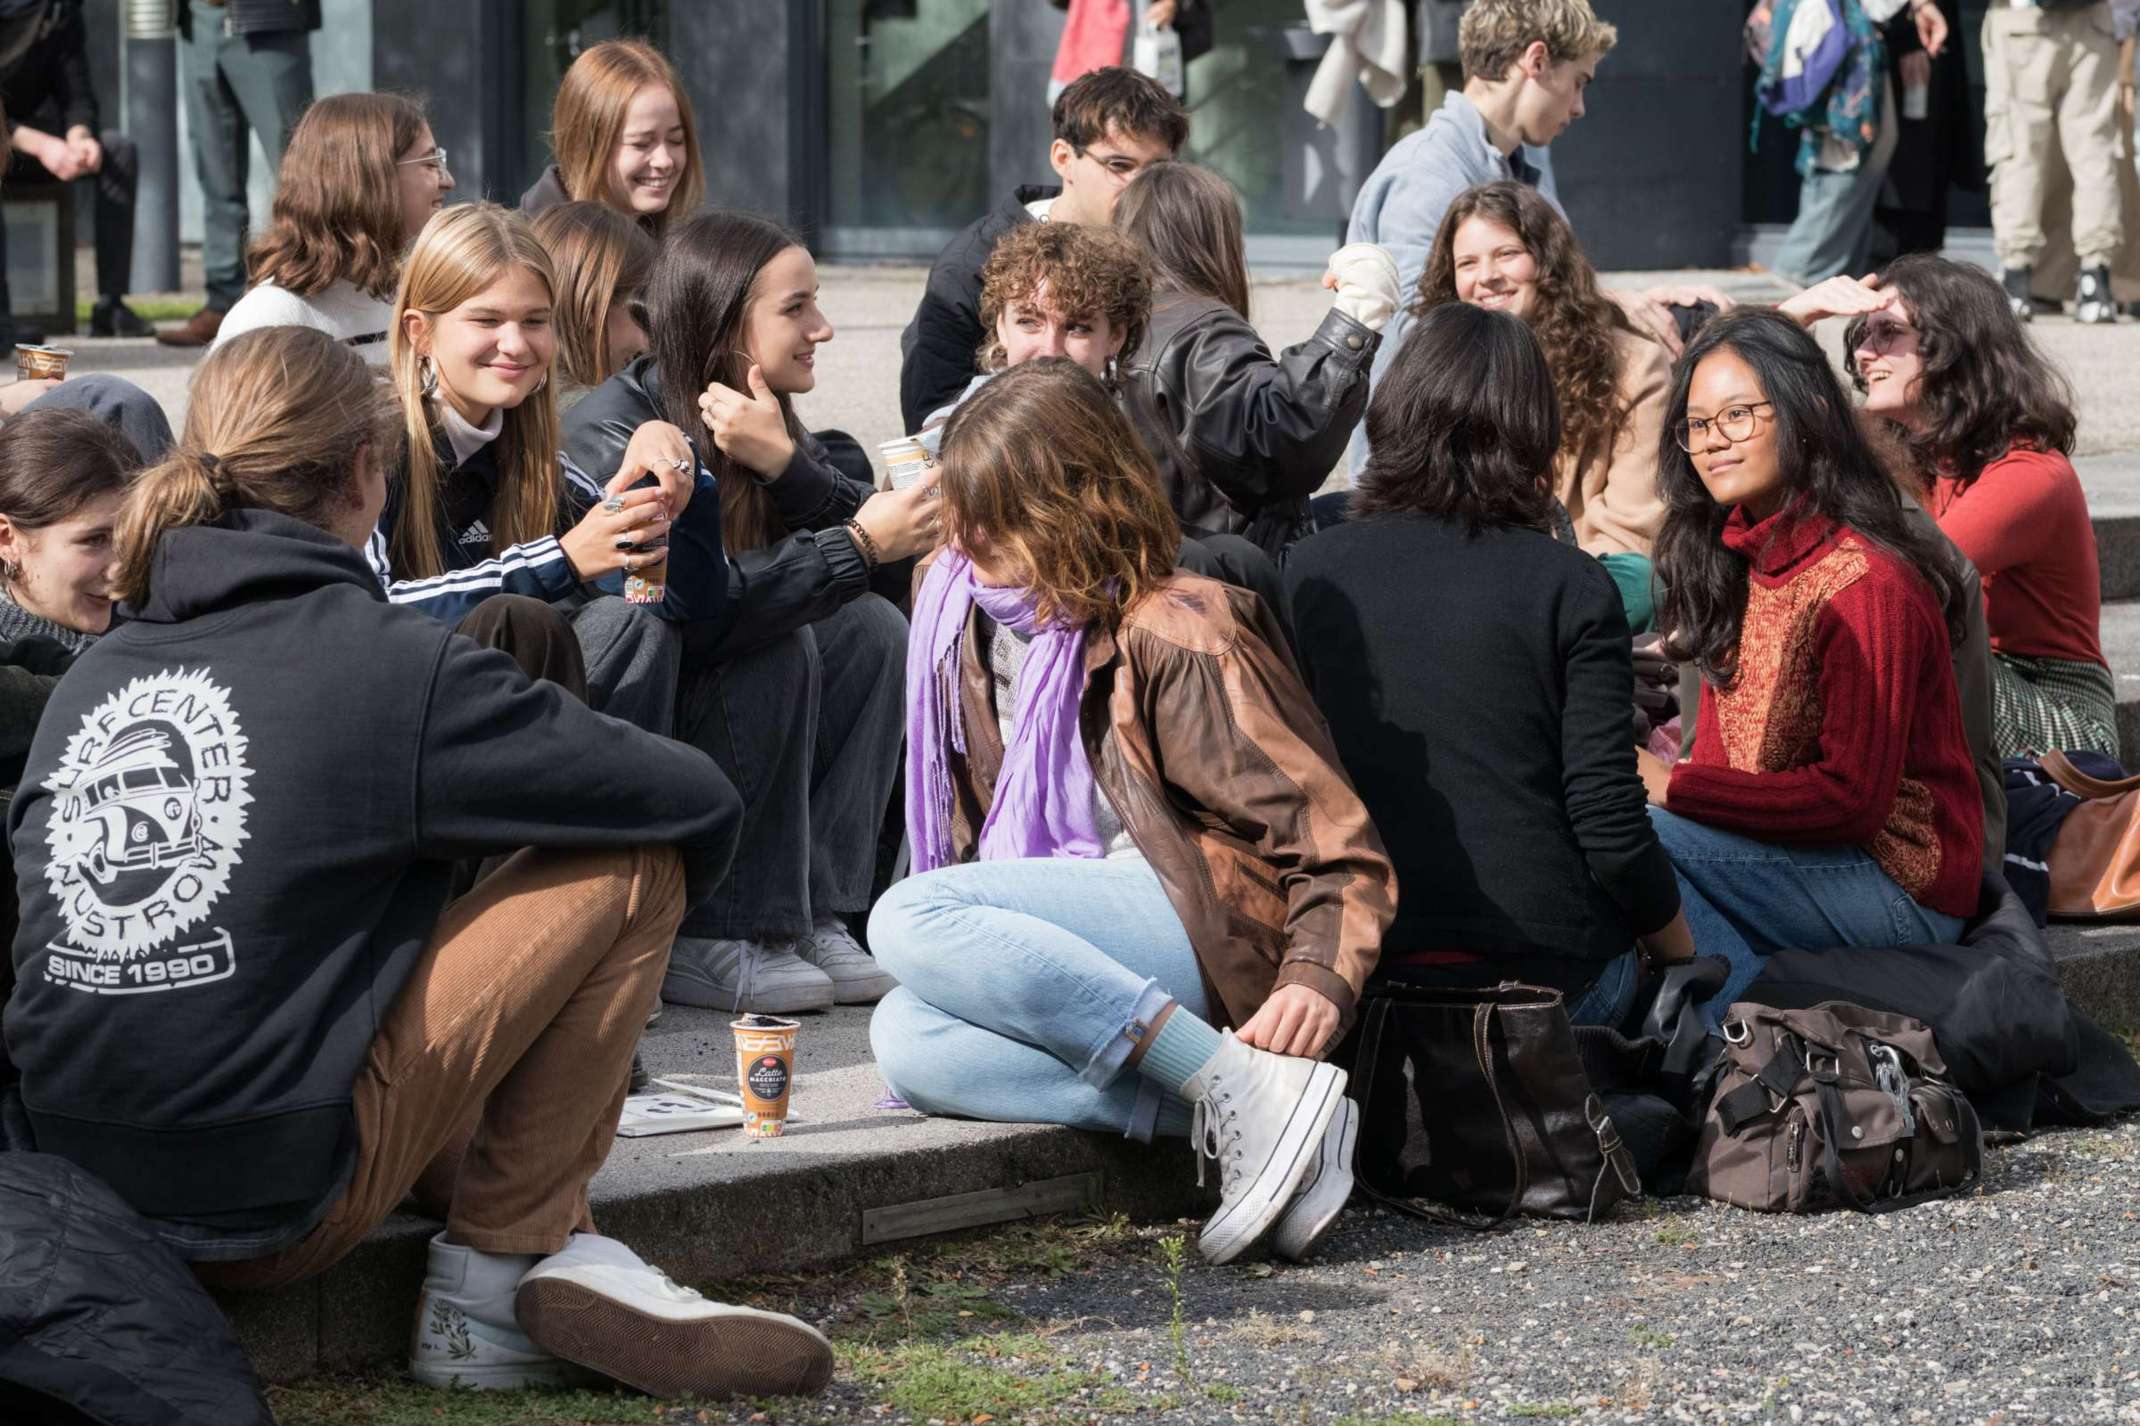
[938,359,1180,631]
[112,328,401,608]
[1051,67,1188,154]
[245,92,427,300]
[550,39,706,239]
[531,201,657,389]
[977,222,1153,374]
[1459,0,1617,84]
[0,408,140,533]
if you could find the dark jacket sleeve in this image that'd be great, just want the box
[1145,305,1378,517]
[899,232,990,433]
[412,632,740,908]
[1556,561,1681,937]
[0,649,72,791]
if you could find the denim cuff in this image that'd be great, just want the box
[1078,978,1176,1093]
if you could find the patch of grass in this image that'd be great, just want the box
[1630,1325,1676,1349]
[75,296,199,324]
[1158,1231,1195,1389]
[1653,1223,1697,1247]
[265,1378,670,1426]
[1508,1405,1585,1420]
[841,1333,1107,1421]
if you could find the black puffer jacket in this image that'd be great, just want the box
[0,1154,273,1426]
[1121,295,1378,560]
[562,356,874,659]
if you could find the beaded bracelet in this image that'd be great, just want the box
[844,518,882,571]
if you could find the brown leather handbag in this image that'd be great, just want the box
[1688,1002,1982,1214]
[1350,981,1641,1224]
[2036,751,2140,918]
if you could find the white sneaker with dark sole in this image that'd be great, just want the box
[409,1235,594,1390]
[661,936,835,1015]
[516,1234,835,1399]
[1270,1096,1358,1262]
[1183,1034,1347,1265]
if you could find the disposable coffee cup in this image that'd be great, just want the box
[14,345,71,382]
[879,434,934,492]
[622,536,667,606]
[731,1014,800,1137]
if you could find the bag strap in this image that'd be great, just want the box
[1347,994,1522,1233]
[1714,1035,1808,1135]
[1809,1059,1882,1212]
[2040,749,2140,801]
[1472,1001,1528,1221]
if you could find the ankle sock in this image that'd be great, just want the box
[1136,1006,1226,1097]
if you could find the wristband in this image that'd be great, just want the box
[844,518,881,571]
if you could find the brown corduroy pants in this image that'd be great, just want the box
[199,842,686,1292]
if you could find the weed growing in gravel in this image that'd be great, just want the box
[1653,1223,1697,1247]
[841,1334,1111,1421]
[1629,1325,1676,1349]
[1158,1232,1196,1390]
[265,1379,671,1425]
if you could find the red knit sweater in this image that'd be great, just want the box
[1668,505,1983,919]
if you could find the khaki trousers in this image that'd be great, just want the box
[198,844,686,1292]
[1983,1,2127,271]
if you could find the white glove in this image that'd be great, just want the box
[1325,243,1402,334]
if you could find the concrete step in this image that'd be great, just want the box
[216,1003,1211,1383]
[2080,452,2140,603]
[2047,919,2140,1034]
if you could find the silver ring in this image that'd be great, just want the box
[666,457,691,473]
[601,497,625,514]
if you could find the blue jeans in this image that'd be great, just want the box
[867,857,1211,1142]
[1644,806,1965,1028]
[1772,79,1900,285]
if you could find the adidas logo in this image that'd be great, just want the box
[459,519,491,547]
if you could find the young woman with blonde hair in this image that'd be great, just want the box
[213,92,454,364]
[869,358,1395,1267]
[521,38,705,236]
[376,202,724,738]
[5,323,833,1399]
[529,201,657,412]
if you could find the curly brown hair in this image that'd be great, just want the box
[245,93,427,300]
[976,222,1153,377]
[1413,181,1638,492]
[937,359,1180,631]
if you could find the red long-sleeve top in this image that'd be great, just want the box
[1928,443,2105,666]
[1668,504,1983,919]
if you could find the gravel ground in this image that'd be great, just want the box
[648,1118,2140,1426]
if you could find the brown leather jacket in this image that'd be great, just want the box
[940,572,1395,1033]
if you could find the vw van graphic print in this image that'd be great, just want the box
[40,668,253,995]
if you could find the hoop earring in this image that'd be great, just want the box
[531,373,548,395]
[418,355,438,398]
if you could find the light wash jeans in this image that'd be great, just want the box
[1772,78,1902,286]
[1641,805,1965,1028]
[867,856,1210,1142]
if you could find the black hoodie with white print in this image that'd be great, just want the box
[5,509,740,1258]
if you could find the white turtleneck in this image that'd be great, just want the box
[436,399,504,468]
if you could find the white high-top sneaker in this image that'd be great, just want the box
[1182,1033,1346,1265]
[792,916,897,1004]
[409,1234,591,1389]
[516,1233,835,1399]
[1270,1095,1359,1263]
[661,936,834,1014]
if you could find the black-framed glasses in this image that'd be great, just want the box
[398,147,450,173]
[1674,401,1775,452]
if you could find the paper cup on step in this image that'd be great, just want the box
[731,1014,800,1137]
[14,345,72,382]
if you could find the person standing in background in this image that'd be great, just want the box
[1982,0,2137,324]
[1870,0,1982,263]
[157,0,318,350]
[0,0,152,344]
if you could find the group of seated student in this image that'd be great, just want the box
[0,8,2122,1410]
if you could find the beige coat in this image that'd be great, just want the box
[1557,326,1672,560]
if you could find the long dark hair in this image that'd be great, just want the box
[1353,303,1559,531]
[1413,181,1641,488]
[1847,253,2077,493]
[1654,310,1972,683]
[1113,161,1253,320]
[647,209,809,552]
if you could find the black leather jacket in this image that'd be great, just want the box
[561,356,873,659]
[1121,295,1378,560]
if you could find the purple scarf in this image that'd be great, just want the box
[907,550,1103,872]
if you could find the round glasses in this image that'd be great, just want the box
[1674,401,1774,453]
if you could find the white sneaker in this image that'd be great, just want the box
[793,916,896,1004]
[661,937,835,1014]
[515,1233,835,1399]
[408,1234,592,1390]
[1183,1033,1346,1265]
[1270,1096,1358,1263]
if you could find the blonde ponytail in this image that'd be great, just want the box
[111,327,402,608]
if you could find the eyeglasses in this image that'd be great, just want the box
[1074,146,1150,180]
[398,147,451,173]
[1853,319,1918,356]
[1674,401,1775,452]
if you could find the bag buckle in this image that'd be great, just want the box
[1722,1018,1752,1046]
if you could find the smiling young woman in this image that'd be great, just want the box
[1643,309,1982,1021]
[522,39,705,239]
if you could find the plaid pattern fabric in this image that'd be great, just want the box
[1991,652,2120,759]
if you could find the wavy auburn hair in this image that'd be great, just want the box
[1114,161,1252,320]
[246,92,427,300]
[937,359,1180,631]
[551,39,705,239]
[388,204,563,582]
[977,221,1152,378]
[1846,253,2078,493]
[112,327,401,607]
[1653,310,1972,684]
[1414,181,1641,492]
[531,201,657,390]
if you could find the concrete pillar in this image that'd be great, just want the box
[122,1,182,293]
